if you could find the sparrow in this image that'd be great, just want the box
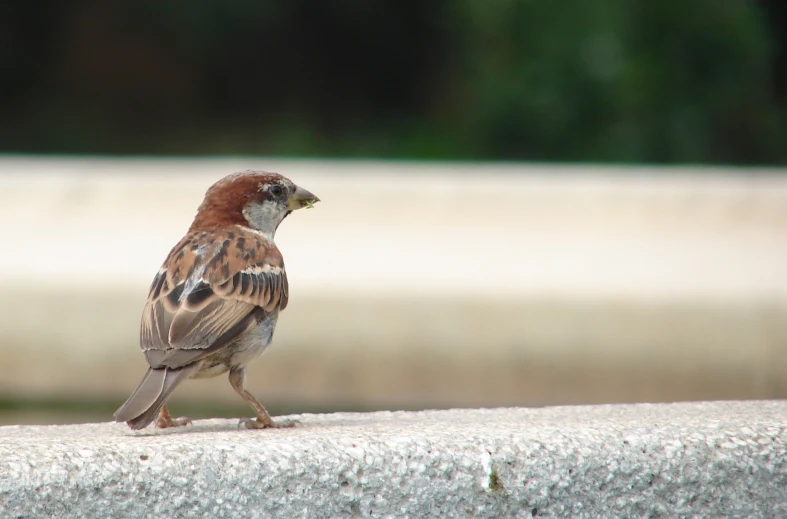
[114,170,319,430]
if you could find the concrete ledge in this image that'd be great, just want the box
[1,401,785,518]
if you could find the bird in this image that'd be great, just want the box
[114,170,319,430]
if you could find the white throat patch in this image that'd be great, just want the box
[242,200,287,243]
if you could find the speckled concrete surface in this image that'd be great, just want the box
[1,401,785,518]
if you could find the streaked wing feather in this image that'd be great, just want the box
[138,228,288,367]
[169,297,254,349]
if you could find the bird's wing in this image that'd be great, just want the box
[139,228,289,369]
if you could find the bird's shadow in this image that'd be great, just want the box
[125,418,298,437]
[122,414,374,437]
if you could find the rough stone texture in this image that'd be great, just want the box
[1,401,785,518]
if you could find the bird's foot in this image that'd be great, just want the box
[156,415,192,428]
[238,416,298,430]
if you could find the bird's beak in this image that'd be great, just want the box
[287,185,320,210]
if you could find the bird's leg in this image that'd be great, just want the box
[229,367,296,429]
[155,404,192,428]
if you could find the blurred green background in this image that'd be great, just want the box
[1,2,786,426]
[1,0,786,163]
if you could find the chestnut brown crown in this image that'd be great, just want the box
[189,170,319,232]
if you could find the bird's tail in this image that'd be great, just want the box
[114,364,198,430]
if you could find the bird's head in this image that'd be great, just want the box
[190,170,319,238]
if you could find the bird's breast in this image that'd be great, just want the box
[228,312,279,369]
[189,311,279,379]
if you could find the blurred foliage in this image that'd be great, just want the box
[0,0,784,164]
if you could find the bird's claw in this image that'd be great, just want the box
[156,416,192,429]
[238,417,298,430]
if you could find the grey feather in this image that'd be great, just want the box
[114,364,199,429]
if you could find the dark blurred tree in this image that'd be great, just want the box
[0,0,784,164]
[447,0,783,163]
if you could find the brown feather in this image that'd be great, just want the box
[139,226,288,358]
[169,298,254,349]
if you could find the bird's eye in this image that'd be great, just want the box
[268,185,284,197]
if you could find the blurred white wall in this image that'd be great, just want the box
[0,157,786,416]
